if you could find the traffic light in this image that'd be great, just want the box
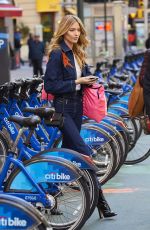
[84,0,109,2]
[137,8,144,18]
[138,0,144,8]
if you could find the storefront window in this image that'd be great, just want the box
[41,13,54,43]
[0,18,4,28]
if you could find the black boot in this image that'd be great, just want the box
[97,189,117,219]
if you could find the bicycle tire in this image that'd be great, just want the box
[124,130,150,165]
[83,170,99,218]
[92,140,117,185]
[108,108,139,149]
[119,130,130,162]
[84,121,125,173]
[0,130,9,172]
[90,126,124,180]
[41,143,99,220]
[124,148,150,165]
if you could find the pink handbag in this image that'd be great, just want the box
[41,84,54,101]
[83,83,107,122]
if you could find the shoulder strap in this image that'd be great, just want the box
[139,50,150,87]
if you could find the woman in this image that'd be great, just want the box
[44,15,117,219]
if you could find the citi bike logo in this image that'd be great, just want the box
[84,137,104,142]
[72,161,81,168]
[45,172,70,180]
[0,217,27,227]
[4,117,15,135]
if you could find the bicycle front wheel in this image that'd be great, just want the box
[4,157,90,230]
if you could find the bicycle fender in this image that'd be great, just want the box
[86,123,116,136]
[81,125,110,145]
[37,148,98,172]
[0,194,49,229]
[108,107,128,116]
[7,156,81,191]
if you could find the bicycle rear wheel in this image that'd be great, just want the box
[92,140,117,185]
[0,131,9,172]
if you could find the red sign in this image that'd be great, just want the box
[96,22,112,31]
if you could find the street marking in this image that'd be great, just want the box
[103,188,139,193]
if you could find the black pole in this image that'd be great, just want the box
[77,0,84,22]
[0,27,10,84]
[104,0,108,51]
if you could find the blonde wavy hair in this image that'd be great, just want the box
[48,15,89,68]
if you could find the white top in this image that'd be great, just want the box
[73,54,82,91]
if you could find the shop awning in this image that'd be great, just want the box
[0,4,22,17]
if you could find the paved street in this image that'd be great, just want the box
[83,150,150,230]
[10,62,46,81]
[10,65,150,230]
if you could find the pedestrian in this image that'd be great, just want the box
[145,33,150,49]
[9,42,16,70]
[30,34,45,77]
[143,50,150,116]
[44,15,117,219]
[27,33,34,66]
[14,28,24,67]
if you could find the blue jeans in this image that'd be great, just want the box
[53,94,93,156]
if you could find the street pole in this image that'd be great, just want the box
[144,0,148,41]
[104,0,108,51]
[77,0,84,22]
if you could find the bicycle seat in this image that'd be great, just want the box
[114,74,129,81]
[108,81,123,89]
[8,82,21,99]
[113,58,122,62]
[13,80,23,87]
[31,78,43,84]
[105,89,123,95]
[21,79,33,88]
[8,115,41,128]
[112,58,122,66]
[23,107,55,118]
[125,67,139,74]
[0,83,10,98]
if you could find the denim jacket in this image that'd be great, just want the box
[44,40,91,96]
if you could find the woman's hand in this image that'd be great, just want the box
[75,76,98,85]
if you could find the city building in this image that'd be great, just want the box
[0,0,22,83]
[10,0,150,63]
[14,0,76,43]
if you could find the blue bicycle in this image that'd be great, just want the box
[0,111,91,229]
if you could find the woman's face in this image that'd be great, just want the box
[63,21,81,48]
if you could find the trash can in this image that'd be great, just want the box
[0,28,10,84]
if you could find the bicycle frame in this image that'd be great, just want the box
[0,153,51,205]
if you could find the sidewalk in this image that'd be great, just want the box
[10,62,46,82]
